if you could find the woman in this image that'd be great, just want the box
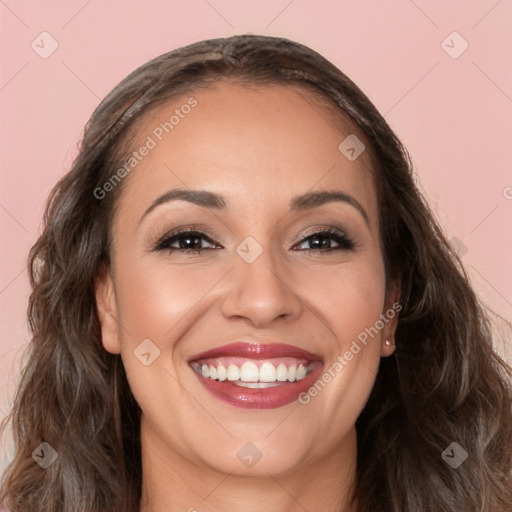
[1,34,511,512]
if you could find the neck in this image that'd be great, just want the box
[139,418,359,512]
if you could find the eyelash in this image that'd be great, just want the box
[153,227,356,255]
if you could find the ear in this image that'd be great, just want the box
[380,278,401,357]
[95,266,122,354]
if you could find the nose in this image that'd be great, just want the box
[220,243,303,328]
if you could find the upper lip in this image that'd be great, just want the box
[188,341,323,362]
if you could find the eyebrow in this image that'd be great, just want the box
[139,188,369,226]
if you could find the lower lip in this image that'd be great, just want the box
[192,361,324,409]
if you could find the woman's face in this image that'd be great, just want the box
[96,81,399,477]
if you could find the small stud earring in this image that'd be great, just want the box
[385,339,391,346]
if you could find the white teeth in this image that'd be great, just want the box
[217,364,227,381]
[259,362,277,382]
[234,381,282,389]
[226,364,241,381]
[240,361,259,382]
[276,363,288,382]
[197,361,311,384]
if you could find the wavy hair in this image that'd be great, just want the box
[1,34,511,512]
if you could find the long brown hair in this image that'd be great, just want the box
[1,34,511,512]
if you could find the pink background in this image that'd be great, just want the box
[1,0,511,468]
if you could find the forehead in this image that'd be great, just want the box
[113,81,378,228]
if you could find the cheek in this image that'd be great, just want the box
[114,256,226,342]
[301,255,386,346]
[295,256,386,424]
[111,257,225,429]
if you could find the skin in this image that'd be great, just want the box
[96,81,400,512]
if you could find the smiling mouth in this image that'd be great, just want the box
[187,341,323,409]
[190,356,314,388]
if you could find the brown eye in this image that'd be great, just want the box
[154,230,220,254]
[294,229,355,252]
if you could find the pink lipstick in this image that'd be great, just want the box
[188,342,324,409]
